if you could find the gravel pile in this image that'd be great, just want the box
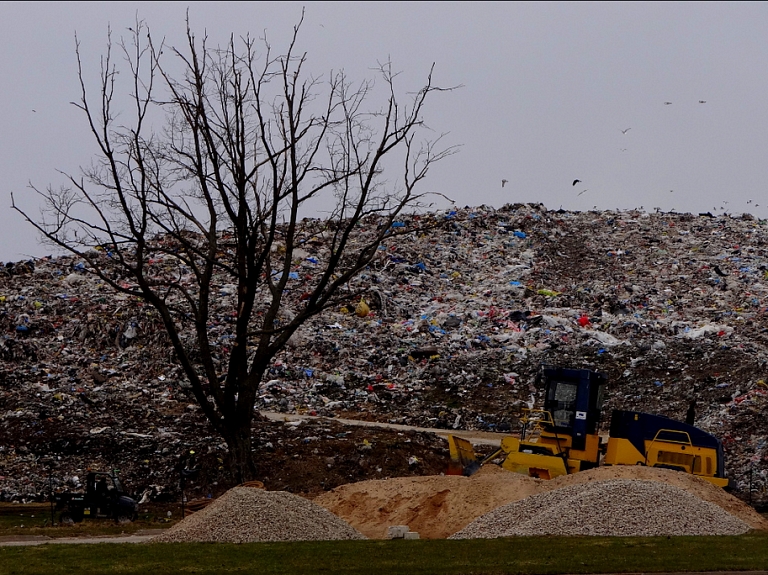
[450,479,751,538]
[152,486,365,543]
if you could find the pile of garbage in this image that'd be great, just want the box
[1,203,767,507]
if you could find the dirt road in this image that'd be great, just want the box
[0,530,164,546]
[260,411,506,446]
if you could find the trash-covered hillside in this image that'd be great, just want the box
[1,203,766,508]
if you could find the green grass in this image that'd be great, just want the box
[2,533,768,575]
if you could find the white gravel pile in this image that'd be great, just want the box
[152,486,366,543]
[450,479,751,538]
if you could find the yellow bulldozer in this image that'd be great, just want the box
[447,367,729,488]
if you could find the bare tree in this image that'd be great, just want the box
[13,16,456,481]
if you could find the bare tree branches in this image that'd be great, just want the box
[13,15,457,480]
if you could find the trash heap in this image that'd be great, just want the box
[1,204,767,507]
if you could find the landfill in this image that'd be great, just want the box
[1,203,767,509]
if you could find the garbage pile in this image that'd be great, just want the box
[449,479,751,538]
[152,486,365,542]
[1,204,767,507]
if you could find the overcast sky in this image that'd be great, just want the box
[3,1,768,262]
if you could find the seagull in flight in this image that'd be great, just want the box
[578,189,588,196]
[664,101,673,105]
[620,128,631,134]
[572,179,582,186]
[699,100,707,104]
[501,179,509,188]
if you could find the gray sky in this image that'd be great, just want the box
[3,1,768,262]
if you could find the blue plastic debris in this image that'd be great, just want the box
[513,231,527,239]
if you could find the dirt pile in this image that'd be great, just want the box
[313,465,541,539]
[152,486,365,543]
[314,465,768,538]
[450,479,751,538]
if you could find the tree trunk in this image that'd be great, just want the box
[224,420,257,484]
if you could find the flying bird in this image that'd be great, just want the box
[572,179,582,186]
[578,189,588,196]
[501,179,508,188]
[620,148,628,152]
[664,101,673,105]
[620,128,631,134]
[699,100,707,104]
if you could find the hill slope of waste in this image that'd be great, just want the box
[1,204,767,507]
[152,486,365,542]
[449,478,751,538]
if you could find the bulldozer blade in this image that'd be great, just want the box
[447,435,479,475]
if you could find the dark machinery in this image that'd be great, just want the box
[448,367,729,487]
[53,470,138,524]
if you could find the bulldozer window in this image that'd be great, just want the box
[551,382,577,427]
[553,382,578,403]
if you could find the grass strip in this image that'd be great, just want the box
[1,533,767,575]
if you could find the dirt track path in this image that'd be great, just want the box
[260,411,505,446]
[0,530,163,546]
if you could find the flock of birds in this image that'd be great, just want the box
[498,99,758,214]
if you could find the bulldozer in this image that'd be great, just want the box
[447,366,729,488]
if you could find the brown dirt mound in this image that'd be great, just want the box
[313,465,541,539]
[313,465,768,538]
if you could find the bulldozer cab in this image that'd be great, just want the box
[541,366,606,451]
